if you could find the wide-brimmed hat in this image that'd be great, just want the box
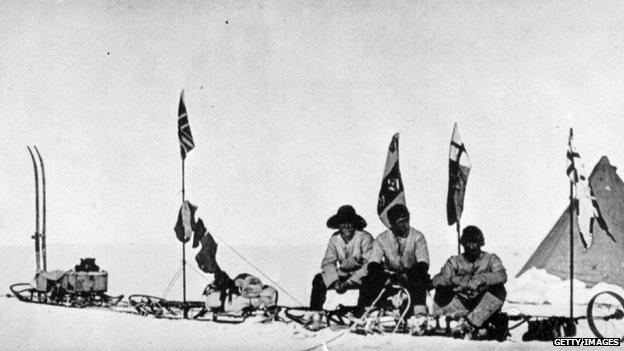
[326,205,367,230]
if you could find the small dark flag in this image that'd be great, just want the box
[174,200,197,243]
[446,123,471,225]
[178,90,195,160]
[377,133,406,228]
[196,232,220,273]
[192,218,207,248]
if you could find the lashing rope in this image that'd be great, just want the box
[187,263,211,282]
[211,232,305,307]
[162,267,183,299]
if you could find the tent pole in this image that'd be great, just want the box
[569,178,574,321]
[182,159,187,318]
[456,221,461,255]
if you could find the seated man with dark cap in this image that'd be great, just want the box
[432,225,507,339]
[356,204,431,318]
[309,205,374,310]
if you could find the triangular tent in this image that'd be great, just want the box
[517,156,624,288]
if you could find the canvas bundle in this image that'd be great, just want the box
[204,272,278,315]
[522,317,576,341]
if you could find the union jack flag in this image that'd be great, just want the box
[567,129,612,249]
[178,90,195,160]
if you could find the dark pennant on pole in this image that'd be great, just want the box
[377,133,406,228]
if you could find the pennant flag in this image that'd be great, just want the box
[177,90,195,160]
[377,133,406,228]
[195,231,220,273]
[567,130,612,249]
[446,123,471,225]
[174,200,197,243]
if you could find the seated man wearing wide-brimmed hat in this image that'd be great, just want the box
[309,205,374,310]
[431,225,507,339]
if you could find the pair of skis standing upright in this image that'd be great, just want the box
[27,146,47,273]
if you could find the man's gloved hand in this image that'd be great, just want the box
[413,262,429,276]
[412,262,432,289]
[393,272,408,286]
[335,280,353,294]
[467,276,486,291]
[450,276,470,289]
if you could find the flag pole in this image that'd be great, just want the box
[177,88,194,319]
[569,174,574,320]
[568,128,574,321]
[182,158,187,318]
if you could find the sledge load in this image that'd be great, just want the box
[11,258,123,308]
[128,272,279,323]
[11,146,123,308]
[9,100,624,344]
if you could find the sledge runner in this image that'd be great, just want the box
[431,225,507,339]
[356,204,431,318]
[309,205,374,310]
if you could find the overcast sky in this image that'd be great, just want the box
[2,1,624,272]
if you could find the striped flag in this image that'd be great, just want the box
[446,123,471,225]
[377,133,406,228]
[178,90,195,160]
[567,130,612,249]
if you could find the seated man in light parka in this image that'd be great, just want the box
[309,205,374,310]
[357,204,431,317]
[432,225,507,337]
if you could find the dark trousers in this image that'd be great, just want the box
[357,262,430,315]
[309,273,358,310]
[309,273,329,310]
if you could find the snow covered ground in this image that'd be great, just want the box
[0,296,586,351]
[1,244,620,350]
[506,268,624,313]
